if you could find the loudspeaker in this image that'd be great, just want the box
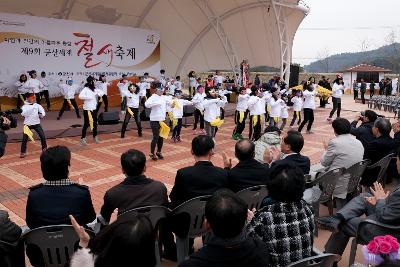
[98,111,120,125]
[289,64,300,88]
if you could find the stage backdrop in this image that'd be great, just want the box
[0,12,160,104]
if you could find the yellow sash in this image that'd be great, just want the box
[252,115,258,127]
[239,111,245,123]
[167,112,174,122]
[173,100,181,109]
[19,94,24,102]
[23,125,35,142]
[296,111,300,120]
[88,111,94,130]
[159,121,170,139]
[210,117,224,128]
[98,96,103,103]
[121,96,124,103]
[274,117,279,123]
[67,99,75,110]
[266,104,271,113]
[127,107,134,116]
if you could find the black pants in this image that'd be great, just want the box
[298,108,314,132]
[233,111,247,135]
[370,88,374,97]
[96,95,108,112]
[81,110,98,138]
[40,90,51,109]
[193,109,204,130]
[121,96,127,111]
[319,97,326,108]
[379,88,384,95]
[16,94,25,109]
[249,115,262,141]
[290,111,302,126]
[353,90,358,100]
[189,86,195,97]
[280,118,287,131]
[58,99,80,118]
[35,93,41,104]
[21,124,47,153]
[329,97,341,118]
[360,90,365,104]
[172,118,183,138]
[220,108,225,120]
[150,121,163,154]
[121,107,142,137]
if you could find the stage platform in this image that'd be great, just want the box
[6,103,237,142]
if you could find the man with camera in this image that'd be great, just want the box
[350,110,378,149]
[0,116,11,157]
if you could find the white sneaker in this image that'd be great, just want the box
[94,136,100,144]
[80,138,87,146]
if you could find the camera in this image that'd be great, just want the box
[0,109,21,130]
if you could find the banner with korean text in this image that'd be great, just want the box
[0,12,160,98]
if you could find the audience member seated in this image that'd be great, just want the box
[247,162,315,267]
[222,139,269,192]
[70,212,156,267]
[317,148,400,261]
[350,109,378,148]
[26,146,96,266]
[264,130,310,174]
[179,189,270,267]
[254,126,281,163]
[26,146,96,228]
[100,149,168,222]
[315,118,364,206]
[169,135,228,208]
[362,118,395,187]
[0,210,23,267]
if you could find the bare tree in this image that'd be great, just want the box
[317,47,331,73]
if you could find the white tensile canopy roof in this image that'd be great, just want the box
[0,0,309,81]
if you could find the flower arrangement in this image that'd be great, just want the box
[363,235,400,266]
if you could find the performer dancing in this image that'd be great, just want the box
[192,85,206,134]
[95,74,110,113]
[298,81,317,134]
[327,77,344,121]
[117,74,130,116]
[171,92,193,142]
[145,86,172,161]
[232,87,249,140]
[248,86,270,141]
[20,92,47,158]
[203,89,227,141]
[79,76,103,145]
[15,74,28,109]
[289,90,303,127]
[121,84,142,138]
[268,89,283,127]
[24,70,44,104]
[57,79,82,120]
[39,71,51,111]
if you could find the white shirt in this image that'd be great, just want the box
[248,94,270,116]
[117,81,130,97]
[145,94,171,121]
[269,97,283,118]
[189,77,196,87]
[21,102,45,125]
[124,91,140,108]
[79,87,102,111]
[214,75,224,85]
[15,81,27,94]
[332,83,344,98]
[192,92,206,111]
[24,78,44,94]
[280,102,289,118]
[96,81,110,95]
[291,96,303,112]
[59,83,81,99]
[174,81,183,91]
[158,75,167,86]
[39,78,50,92]
[203,97,227,122]
[164,95,173,112]
[303,89,316,109]
[172,99,192,119]
[236,94,250,112]
[136,81,150,97]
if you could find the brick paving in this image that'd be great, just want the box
[1,95,396,266]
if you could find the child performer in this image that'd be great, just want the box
[280,95,289,131]
[20,92,47,158]
[232,87,249,140]
[203,89,227,141]
[137,76,149,107]
[15,74,28,109]
[24,70,44,104]
[289,90,303,127]
[117,74,130,116]
[171,92,193,142]
[298,81,317,134]
[121,84,142,138]
[95,74,110,113]
[248,86,271,141]
[79,76,104,145]
[39,71,51,111]
[188,71,197,97]
[192,85,206,135]
[174,76,184,94]
[57,78,82,120]
[268,88,283,127]
[145,85,172,161]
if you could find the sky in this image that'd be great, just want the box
[292,0,400,66]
